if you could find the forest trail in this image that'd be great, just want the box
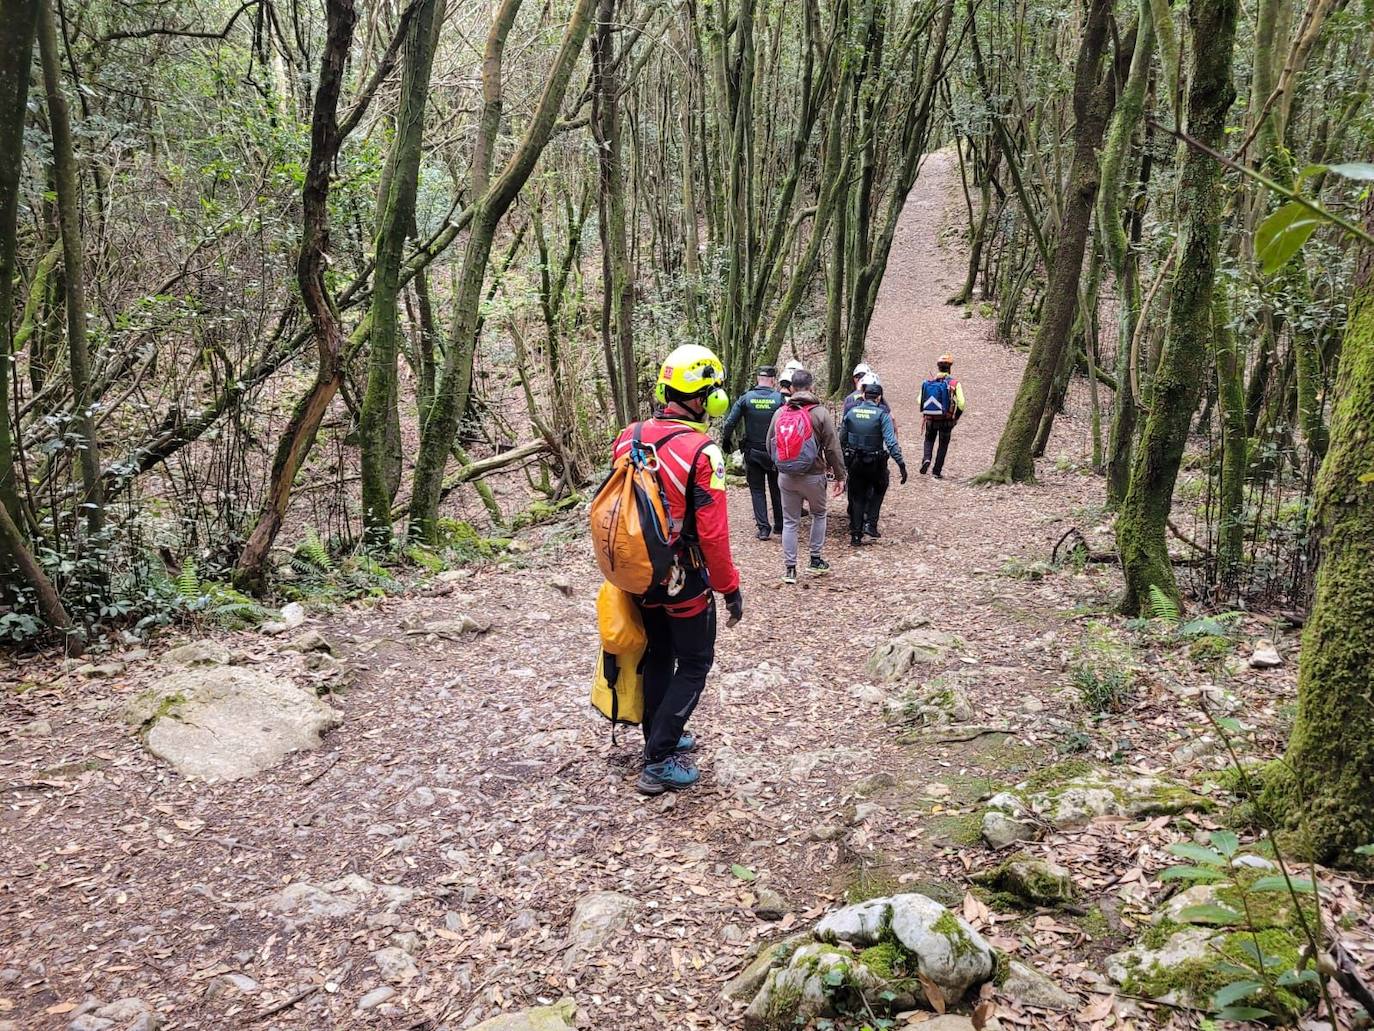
[5,152,1115,1029]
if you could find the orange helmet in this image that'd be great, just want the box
[938,353,954,365]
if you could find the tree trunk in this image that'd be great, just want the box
[360,0,444,549]
[1114,0,1238,614]
[592,0,635,422]
[1100,0,1155,507]
[1211,280,1247,587]
[235,0,358,593]
[1261,201,1374,869]
[0,0,39,532]
[408,0,595,544]
[38,0,104,537]
[975,0,1117,484]
[0,0,73,635]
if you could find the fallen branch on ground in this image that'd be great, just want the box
[389,439,550,520]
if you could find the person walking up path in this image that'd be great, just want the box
[919,353,966,479]
[721,365,785,539]
[767,368,846,584]
[841,376,906,544]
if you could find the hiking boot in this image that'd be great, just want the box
[675,731,697,753]
[807,556,831,575]
[920,459,931,474]
[782,565,798,584]
[773,524,783,535]
[756,527,772,541]
[932,472,944,480]
[636,753,700,795]
[850,536,863,547]
[865,526,881,539]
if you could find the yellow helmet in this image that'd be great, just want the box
[655,344,729,418]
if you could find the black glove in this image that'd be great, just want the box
[898,462,909,484]
[723,588,744,625]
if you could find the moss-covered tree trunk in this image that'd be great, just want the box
[1099,0,1155,507]
[360,0,443,549]
[1114,0,1238,615]
[976,0,1116,485]
[1263,202,1374,868]
[38,0,104,537]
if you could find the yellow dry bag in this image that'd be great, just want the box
[591,645,645,727]
[592,582,646,730]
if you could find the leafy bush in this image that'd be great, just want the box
[1159,830,1322,1022]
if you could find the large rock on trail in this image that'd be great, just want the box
[563,891,639,967]
[815,894,995,1002]
[973,855,1075,907]
[883,678,974,727]
[161,640,232,667]
[984,768,1213,831]
[244,873,413,931]
[865,628,962,682]
[468,998,577,1031]
[126,667,339,780]
[998,959,1077,1010]
[738,893,995,1028]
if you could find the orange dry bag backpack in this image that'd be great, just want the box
[588,423,691,596]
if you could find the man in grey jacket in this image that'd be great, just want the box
[766,369,846,584]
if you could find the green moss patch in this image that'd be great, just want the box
[1120,928,1315,1021]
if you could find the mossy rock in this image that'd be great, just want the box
[1156,867,1317,933]
[996,766,1215,830]
[1107,924,1316,1021]
[973,854,1074,908]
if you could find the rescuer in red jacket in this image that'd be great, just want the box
[611,344,743,795]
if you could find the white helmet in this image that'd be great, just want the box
[860,372,882,389]
[852,362,872,378]
[783,359,806,374]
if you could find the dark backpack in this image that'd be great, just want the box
[921,378,956,421]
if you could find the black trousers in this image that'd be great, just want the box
[639,598,716,762]
[923,421,954,475]
[846,454,889,537]
[744,449,783,533]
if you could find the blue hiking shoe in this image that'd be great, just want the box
[675,731,697,753]
[636,753,700,795]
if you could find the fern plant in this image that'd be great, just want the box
[292,528,334,575]
[175,558,203,602]
[1147,584,1182,622]
[202,583,270,628]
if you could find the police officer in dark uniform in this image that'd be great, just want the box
[721,365,786,539]
[840,375,907,544]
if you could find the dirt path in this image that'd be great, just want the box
[3,152,1119,1030]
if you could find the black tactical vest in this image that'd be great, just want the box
[843,401,886,454]
[741,387,784,448]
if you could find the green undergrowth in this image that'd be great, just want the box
[508,493,582,531]
[927,810,984,846]
[1118,927,1315,1022]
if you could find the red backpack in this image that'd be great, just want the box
[770,404,818,474]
